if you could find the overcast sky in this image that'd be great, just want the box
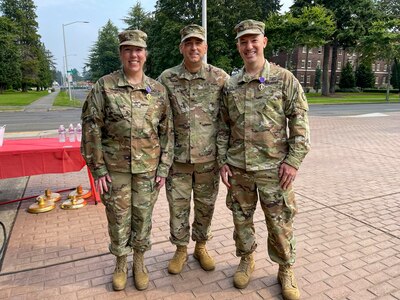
[36,0,292,77]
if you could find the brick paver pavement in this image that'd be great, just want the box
[0,110,399,299]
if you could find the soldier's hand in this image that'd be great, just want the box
[220,164,232,188]
[95,174,112,195]
[155,176,166,189]
[279,163,297,190]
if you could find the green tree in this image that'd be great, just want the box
[145,0,281,77]
[355,62,375,89]
[0,0,42,91]
[291,0,379,95]
[0,16,21,92]
[36,43,54,90]
[390,59,400,90]
[122,1,151,30]
[339,61,356,89]
[379,0,400,19]
[298,6,334,88]
[313,65,322,92]
[87,20,120,82]
[359,19,400,100]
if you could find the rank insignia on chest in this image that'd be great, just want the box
[133,101,142,108]
[146,93,152,101]
[258,83,266,91]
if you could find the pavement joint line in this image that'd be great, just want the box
[296,191,400,240]
[318,141,400,160]
[2,189,398,276]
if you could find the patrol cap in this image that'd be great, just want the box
[118,29,147,48]
[234,19,265,39]
[180,24,205,42]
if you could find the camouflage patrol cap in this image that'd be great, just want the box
[118,30,147,48]
[234,19,265,39]
[180,24,205,42]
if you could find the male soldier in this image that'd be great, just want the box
[81,29,174,291]
[217,20,310,300]
[158,24,229,274]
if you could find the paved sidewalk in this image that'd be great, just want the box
[0,110,399,299]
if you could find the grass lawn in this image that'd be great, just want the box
[307,92,400,104]
[53,90,82,107]
[0,90,49,106]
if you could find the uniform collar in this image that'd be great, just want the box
[177,61,207,80]
[238,60,270,84]
[117,69,152,92]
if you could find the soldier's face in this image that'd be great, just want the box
[180,37,207,65]
[120,45,147,74]
[237,34,267,65]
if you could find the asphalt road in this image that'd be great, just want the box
[1,102,399,133]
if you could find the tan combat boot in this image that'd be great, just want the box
[167,245,188,274]
[278,265,300,300]
[193,241,215,271]
[132,251,149,290]
[233,254,255,289]
[112,255,127,291]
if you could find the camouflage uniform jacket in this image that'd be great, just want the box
[159,62,229,163]
[217,60,310,171]
[81,70,174,179]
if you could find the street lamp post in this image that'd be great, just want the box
[62,21,89,101]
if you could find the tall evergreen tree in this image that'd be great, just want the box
[36,43,54,90]
[390,59,400,90]
[339,61,356,89]
[87,20,120,82]
[355,62,375,89]
[0,16,21,92]
[0,0,42,91]
[122,1,151,30]
[313,65,322,92]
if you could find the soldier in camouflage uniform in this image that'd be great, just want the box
[81,30,174,291]
[217,20,310,300]
[158,24,229,274]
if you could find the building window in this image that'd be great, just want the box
[300,75,305,82]
[384,64,387,72]
[302,46,307,53]
[301,60,305,68]
[382,76,386,84]
[338,49,343,55]
[317,60,321,68]
[375,76,379,84]
[372,64,375,71]
[348,60,353,65]
[307,75,311,84]
[337,61,342,70]
[308,48,313,54]
[376,63,380,71]
[307,60,312,68]
[336,75,340,84]
[318,46,322,54]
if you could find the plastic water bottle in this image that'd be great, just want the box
[58,125,66,143]
[68,123,75,142]
[75,123,82,142]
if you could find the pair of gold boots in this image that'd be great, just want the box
[112,251,148,291]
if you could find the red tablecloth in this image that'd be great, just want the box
[0,138,85,178]
[0,138,99,201]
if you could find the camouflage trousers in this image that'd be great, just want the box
[101,170,159,256]
[166,161,219,245]
[227,165,297,265]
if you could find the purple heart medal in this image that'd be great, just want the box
[258,76,266,91]
[145,86,152,100]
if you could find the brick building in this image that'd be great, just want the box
[269,46,389,90]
